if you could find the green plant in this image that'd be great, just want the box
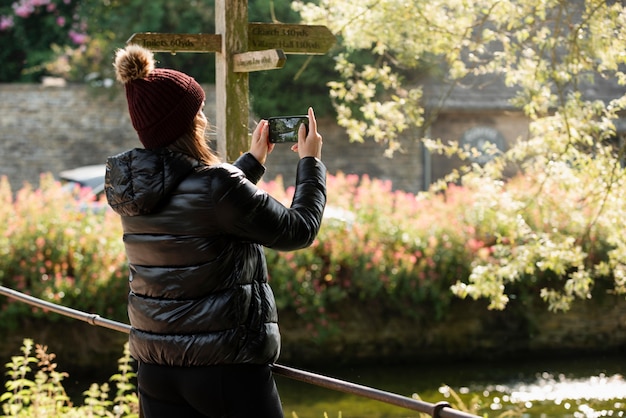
[76,340,138,418]
[1,339,138,417]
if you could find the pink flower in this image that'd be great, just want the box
[467,238,484,252]
[69,30,88,45]
[13,4,33,18]
[56,16,65,26]
[0,15,13,30]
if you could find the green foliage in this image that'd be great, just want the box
[260,168,623,333]
[295,0,626,149]
[251,53,336,118]
[446,153,623,312]
[263,173,475,333]
[0,175,128,330]
[52,0,217,85]
[0,0,217,83]
[1,339,138,417]
[295,0,626,311]
[0,0,86,82]
[248,0,336,117]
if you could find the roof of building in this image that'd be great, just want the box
[422,72,626,112]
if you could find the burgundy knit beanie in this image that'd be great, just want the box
[114,44,205,149]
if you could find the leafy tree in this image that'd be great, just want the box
[294,0,626,311]
[0,0,217,83]
[53,0,217,85]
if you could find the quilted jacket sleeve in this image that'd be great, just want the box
[232,152,265,185]
[212,157,326,251]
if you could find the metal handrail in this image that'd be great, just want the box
[0,285,479,418]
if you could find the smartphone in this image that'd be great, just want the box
[268,115,309,143]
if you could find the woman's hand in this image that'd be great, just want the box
[249,119,274,165]
[291,107,323,160]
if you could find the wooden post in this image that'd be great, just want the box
[215,0,249,162]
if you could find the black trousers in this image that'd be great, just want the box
[137,361,284,418]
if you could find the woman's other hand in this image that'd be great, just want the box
[291,107,323,160]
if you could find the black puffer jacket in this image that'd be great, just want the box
[105,148,326,367]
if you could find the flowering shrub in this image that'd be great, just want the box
[0,167,622,336]
[266,173,481,331]
[0,0,87,81]
[0,174,127,329]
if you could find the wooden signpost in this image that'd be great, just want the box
[126,0,335,162]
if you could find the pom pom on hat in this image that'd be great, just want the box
[113,44,205,149]
[114,44,155,83]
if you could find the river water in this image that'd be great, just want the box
[59,351,625,417]
[275,353,626,417]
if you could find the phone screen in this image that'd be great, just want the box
[268,116,309,143]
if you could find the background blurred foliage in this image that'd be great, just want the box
[0,0,336,116]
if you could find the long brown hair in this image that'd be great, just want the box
[167,112,221,165]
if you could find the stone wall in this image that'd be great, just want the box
[0,83,425,194]
[1,84,136,190]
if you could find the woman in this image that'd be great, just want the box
[105,44,326,418]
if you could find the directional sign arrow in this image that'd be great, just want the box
[233,49,286,73]
[126,33,222,53]
[248,23,336,55]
